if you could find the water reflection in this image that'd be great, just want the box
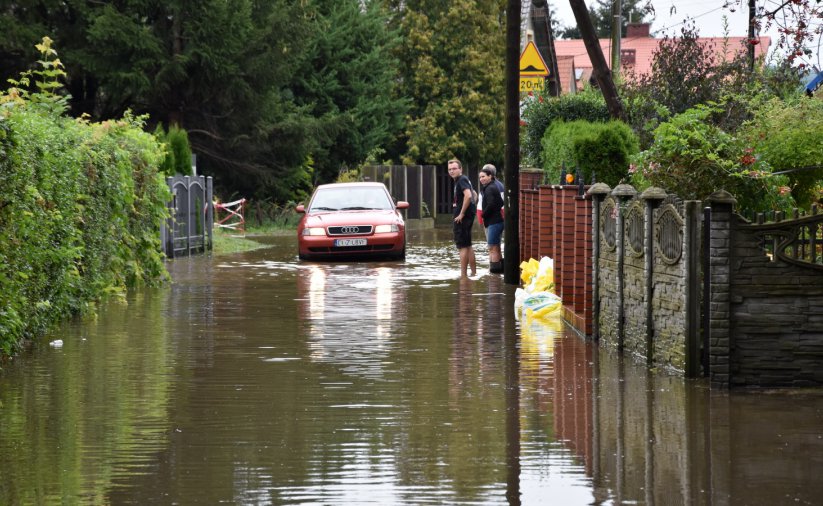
[297,264,405,376]
[0,230,822,505]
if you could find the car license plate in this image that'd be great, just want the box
[334,238,367,247]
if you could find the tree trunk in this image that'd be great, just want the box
[568,0,625,120]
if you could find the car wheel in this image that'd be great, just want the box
[393,237,407,260]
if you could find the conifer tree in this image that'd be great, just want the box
[292,0,408,184]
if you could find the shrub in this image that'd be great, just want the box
[521,88,610,167]
[154,123,193,176]
[0,38,169,358]
[631,105,794,213]
[540,120,639,187]
[739,96,823,209]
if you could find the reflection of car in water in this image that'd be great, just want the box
[296,182,409,261]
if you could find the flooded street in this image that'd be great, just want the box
[2,228,823,505]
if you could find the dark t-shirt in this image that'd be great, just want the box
[481,180,504,226]
[452,175,476,217]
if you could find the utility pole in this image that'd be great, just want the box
[611,0,622,75]
[504,0,521,285]
[747,0,756,72]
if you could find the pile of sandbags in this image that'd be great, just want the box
[514,257,562,322]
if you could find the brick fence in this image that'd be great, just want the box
[519,168,593,335]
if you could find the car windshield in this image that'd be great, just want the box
[309,187,393,212]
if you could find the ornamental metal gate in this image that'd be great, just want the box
[160,175,213,258]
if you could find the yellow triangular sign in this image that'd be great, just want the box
[519,41,549,77]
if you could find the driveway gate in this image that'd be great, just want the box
[160,175,213,258]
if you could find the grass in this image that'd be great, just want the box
[212,230,269,255]
[211,217,298,256]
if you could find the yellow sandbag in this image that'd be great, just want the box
[523,257,555,294]
[521,290,562,322]
[519,258,540,285]
[525,301,562,322]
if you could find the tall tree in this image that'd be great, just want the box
[0,1,91,99]
[0,0,409,201]
[73,0,318,200]
[292,0,408,184]
[386,0,507,170]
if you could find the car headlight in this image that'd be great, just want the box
[302,227,326,236]
[374,224,399,233]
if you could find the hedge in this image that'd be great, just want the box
[0,41,169,358]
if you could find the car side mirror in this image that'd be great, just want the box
[396,201,410,210]
[296,204,305,213]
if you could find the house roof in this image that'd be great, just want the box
[555,55,577,95]
[553,34,771,81]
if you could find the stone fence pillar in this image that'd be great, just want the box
[707,190,737,388]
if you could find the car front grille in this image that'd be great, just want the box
[327,225,373,236]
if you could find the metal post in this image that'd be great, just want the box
[207,176,214,251]
[185,175,192,256]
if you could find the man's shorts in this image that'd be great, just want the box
[453,216,475,248]
[485,221,504,246]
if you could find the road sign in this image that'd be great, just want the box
[519,41,549,77]
[520,77,545,92]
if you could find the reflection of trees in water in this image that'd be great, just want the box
[0,289,174,504]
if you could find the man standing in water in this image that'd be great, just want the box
[448,159,477,277]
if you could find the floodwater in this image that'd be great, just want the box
[1,228,822,505]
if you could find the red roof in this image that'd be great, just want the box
[553,35,771,82]
[555,55,577,94]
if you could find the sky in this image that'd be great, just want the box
[552,0,822,70]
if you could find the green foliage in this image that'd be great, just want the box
[631,105,794,213]
[2,36,69,115]
[0,1,410,204]
[541,120,639,186]
[521,88,610,167]
[620,24,757,148]
[386,0,506,170]
[244,199,302,231]
[153,123,193,176]
[293,0,408,185]
[0,42,169,357]
[336,169,361,183]
[739,97,823,209]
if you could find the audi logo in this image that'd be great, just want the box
[340,226,360,234]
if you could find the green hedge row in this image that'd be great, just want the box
[520,88,611,168]
[540,119,639,187]
[0,108,169,358]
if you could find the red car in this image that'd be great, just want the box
[296,182,409,260]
